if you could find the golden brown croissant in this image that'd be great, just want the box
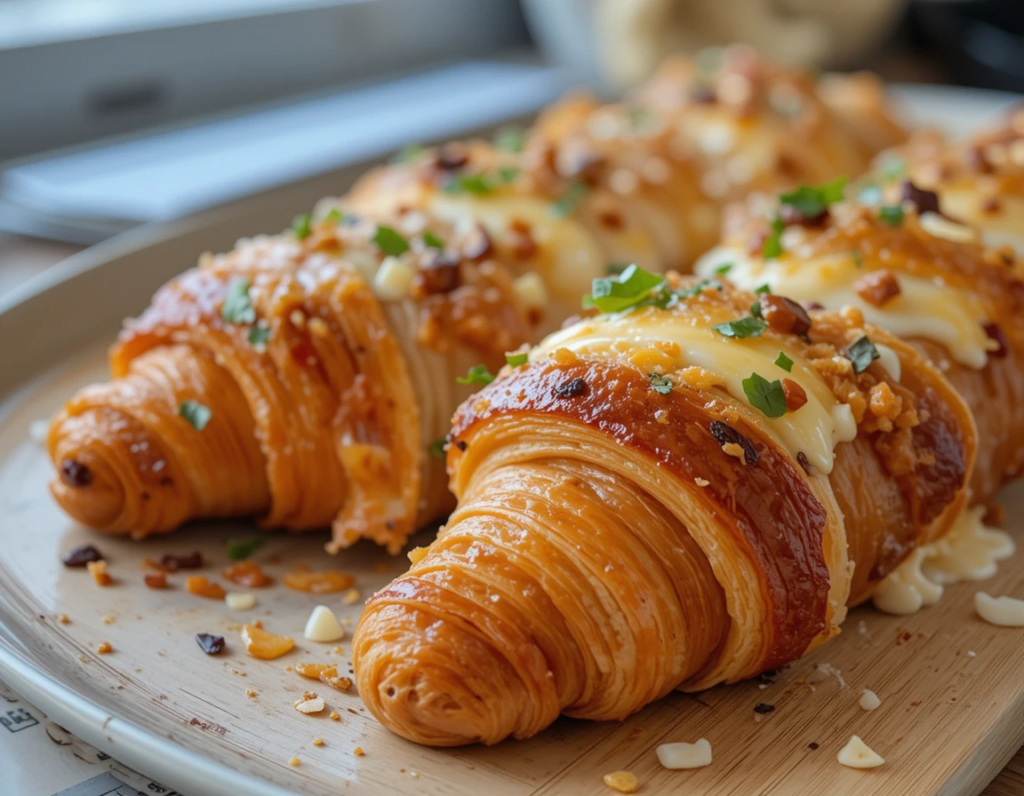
[49,49,904,547]
[353,268,979,745]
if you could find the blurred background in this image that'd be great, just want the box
[1,0,1022,294]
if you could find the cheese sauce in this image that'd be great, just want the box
[535,304,857,474]
[696,246,992,369]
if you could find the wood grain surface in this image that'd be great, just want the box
[1,342,1024,796]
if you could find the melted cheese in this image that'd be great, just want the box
[696,245,992,369]
[535,307,857,473]
[873,506,1015,615]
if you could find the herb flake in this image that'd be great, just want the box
[373,225,410,256]
[422,231,444,249]
[226,536,265,561]
[762,217,785,259]
[428,439,447,460]
[649,373,673,394]
[456,364,495,386]
[778,177,847,219]
[505,351,529,367]
[774,351,794,372]
[292,213,312,240]
[847,335,881,373]
[712,316,768,339]
[179,401,211,431]
[551,180,588,218]
[878,205,904,226]
[494,125,525,153]
[248,326,271,348]
[583,264,665,313]
[742,372,788,418]
[222,278,256,324]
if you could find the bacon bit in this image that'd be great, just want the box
[709,420,759,465]
[507,218,538,260]
[901,180,941,215]
[797,452,817,476]
[59,459,92,488]
[186,576,226,600]
[222,561,273,589]
[803,300,825,311]
[754,702,776,714]
[62,544,102,567]
[981,195,1002,214]
[779,203,828,227]
[461,225,493,261]
[283,566,356,594]
[241,624,294,660]
[984,323,1008,358]
[782,379,808,412]
[598,210,624,230]
[87,560,113,587]
[854,270,901,308]
[983,503,1005,526]
[554,377,588,398]
[758,294,812,335]
[434,144,468,171]
[96,642,113,655]
[415,250,461,295]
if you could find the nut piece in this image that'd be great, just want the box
[304,605,346,643]
[294,693,326,715]
[186,576,226,600]
[602,770,639,793]
[283,566,355,594]
[241,624,294,660]
[87,560,113,587]
[222,561,272,588]
[859,689,882,711]
[144,572,168,590]
[341,588,362,605]
[225,592,256,611]
[975,592,1024,627]
[758,294,812,335]
[96,642,113,655]
[837,735,884,769]
[656,738,713,769]
[782,379,808,412]
[854,269,901,308]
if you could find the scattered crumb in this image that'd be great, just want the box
[102,615,115,625]
[96,642,113,654]
[354,747,365,757]
[602,770,638,793]
[859,690,881,711]
[837,735,884,769]
[373,562,390,574]
[410,772,419,779]
[58,614,70,625]
[657,739,712,769]
[294,693,326,715]
[816,663,847,689]
[329,712,341,722]
[226,592,257,611]
[87,560,113,587]
[245,689,257,698]
[694,477,710,487]
[288,756,300,767]
[313,738,324,747]
[968,651,977,657]
[333,646,344,655]
[144,572,168,590]
[342,589,361,606]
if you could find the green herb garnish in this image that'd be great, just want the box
[607,264,629,275]
[422,231,444,249]
[497,166,520,184]
[428,439,447,460]
[292,213,312,240]
[248,326,271,348]
[505,351,529,367]
[712,316,768,339]
[762,217,785,259]
[583,264,664,313]
[551,180,588,218]
[714,263,733,276]
[373,225,410,256]
[676,278,722,299]
[494,125,525,153]
[879,205,904,226]
[456,365,495,386]
[324,208,343,225]
[778,176,847,219]
[742,372,788,418]
[774,351,794,372]
[846,335,881,374]
[754,283,771,294]
[222,278,256,324]
[226,536,265,561]
[179,400,212,431]
[445,173,494,195]
[649,373,673,394]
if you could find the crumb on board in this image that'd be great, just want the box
[313,738,324,747]
[102,615,115,625]
[329,712,341,722]
[96,642,113,654]
[288,756,300,767]
[245,689,257,698]
[602,770,639,793]
[354,747,365,757]
[144,572,168,590]
[58,614,70,624]
[87,560,113,587]
[341,588,362,605]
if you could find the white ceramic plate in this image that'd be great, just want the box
[1,85,1021,796]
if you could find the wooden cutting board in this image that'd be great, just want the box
[3,347,1024,796]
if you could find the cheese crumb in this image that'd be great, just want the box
[656,738,712,769]
[304,605,346,642]
[837,735,884,769]
[859,690,881,710]
[975,592,1024,627]
[602,770,639,793]
[341,588,361,606]
[226,592,256,611]
[294,694,326,715]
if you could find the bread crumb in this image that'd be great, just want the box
[96,642,113,654]
[102,615,115,625]
[694,477,710,487]
[58,614,70,624]
[602,770,638,793]
[245,689,257,698]
[329,712,341,721]
[313,737,324,747]
[354,747,365,757]
[342,589,361,605]
[288,756,300,767]
[657,738,712,769]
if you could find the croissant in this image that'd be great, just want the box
[48,49,904,548]
[353,194,1023,746]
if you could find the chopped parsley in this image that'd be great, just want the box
[851,249,864,268]
[754,283,771,294]
[712,316,768,338]
[444,173,495,195]
[649,373,673,394]
[372,225,410,257]
[583,264,665,313]
[742,372,788,418]
[226,536,265,561]
[714,263,733,276]
[774,351,794,372]
[292,213,312,240]
[762,217,785,259]
[323,208,344,225]
[422,231,445,249]
[222,278,256,324]
[505,351,529,367]
[456,364,495,386]
[428,439,447,460]
[846,335,881,374]
[778,176,847,220]
[551,180,588,218]
[393,143,424,164]
[179,400,211,431]
[494,125,525,153]
[878,205,904,226]
[248,326,271,347]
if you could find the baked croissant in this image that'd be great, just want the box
[353,269,978,746]
[48,49,904,547]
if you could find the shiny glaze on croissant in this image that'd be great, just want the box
[353,272,978,745]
